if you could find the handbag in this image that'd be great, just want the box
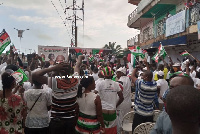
[29,93,42,111]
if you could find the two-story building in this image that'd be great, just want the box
[127,0,200,63]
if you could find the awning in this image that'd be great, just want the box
[153,35,187,48]
[141,35,187,49]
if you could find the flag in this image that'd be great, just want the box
[152,43,167,63]
[132,55,136,68]
[6,44,17,55]
[89,55,94,62]
[11,68,28,85]
[180,51,189,56]
[92,49,103,55]
[142,49,147,54]
[11,44,17,52]
[0,29,11,55]
[130,53,137,68]
[129,46,145,59]
[99,58,104,62]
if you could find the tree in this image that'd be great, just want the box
[103,42,123,56]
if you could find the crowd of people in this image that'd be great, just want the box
[0,46,200,134]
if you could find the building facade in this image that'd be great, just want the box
[127,0,200,63]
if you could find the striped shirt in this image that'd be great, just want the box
[134,79,157,116]
[51,76,79,119]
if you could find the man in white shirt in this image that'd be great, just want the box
[94,66,124,134]
[83,52,88,65]
[116,67,132,134]
[192,72,200,89]
[110,55,115,63]
[91,67,99,81]
[156,71,168,110]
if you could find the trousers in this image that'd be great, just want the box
[49,118,77,134]
[132,113,153,132]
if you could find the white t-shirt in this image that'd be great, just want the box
[23,82,32,91]
[117,76,131,110]
[156,79,169,103]
[166,71,171,80]
[95,78,104,86]
[190,71,196,78]
[0,80,2,91]
[110,56,115,63]
[24,89,52,128]
[83,54,89,61]
[92,73,99,81]
[193,78,200,88]
[95,79,121,110]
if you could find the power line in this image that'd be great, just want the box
[58,0,73,40]
[50,0,72,40]
[65,0,84,47]
[58,0,65,11]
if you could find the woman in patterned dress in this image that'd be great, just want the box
[75,76,105,134]
[0,72,26,134]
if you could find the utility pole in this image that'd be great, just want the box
[65,0,84,47]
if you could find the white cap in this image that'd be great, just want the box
[143,67,147,71]
[138,71,143,76]
[157,70,164,76]
[196,67,200,72]
[173,63,181,67]
[117,67,126,75]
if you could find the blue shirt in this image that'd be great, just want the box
[134,79,157,116]
[150,111,172,134]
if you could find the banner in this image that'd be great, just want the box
[38,45,68,65]
[166,10,186,37]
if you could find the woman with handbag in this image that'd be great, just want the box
[24,79,51,134]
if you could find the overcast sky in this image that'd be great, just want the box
[0,0,138,54]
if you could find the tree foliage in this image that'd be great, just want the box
[103,42,123,56]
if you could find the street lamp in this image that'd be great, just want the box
[14,28,29,54]
[29,49,32,54]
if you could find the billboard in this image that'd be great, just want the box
[69,47,112,55]
[166,10,186,37]
[38,45,68,65]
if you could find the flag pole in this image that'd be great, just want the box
[185,50,195,60]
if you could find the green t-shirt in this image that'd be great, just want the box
[77,52,82,57]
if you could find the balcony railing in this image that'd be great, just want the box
[128,7,138,23]
[127,34,139,46]
[155,21,165,37]
[129,3,200,45]
[190,2,200,25]
[140,27,154,43]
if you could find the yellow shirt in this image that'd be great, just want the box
[154,68,168,81]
